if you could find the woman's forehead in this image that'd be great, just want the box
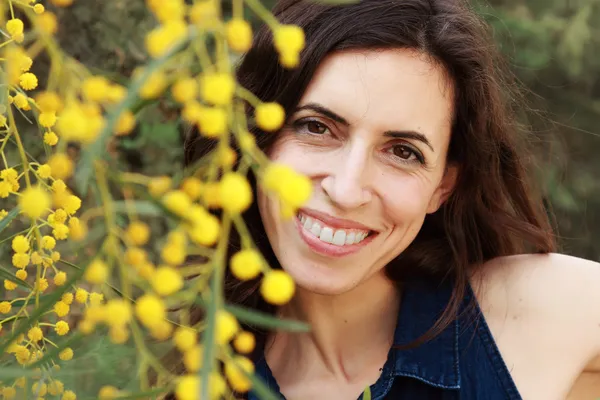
[297,49,455,144]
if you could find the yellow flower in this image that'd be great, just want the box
[148,176,172,197]
[224,356,254,393]
[32,382,47,396]
[6,19,24,37]
[261,270,295,305]
[175,375,198,400]
[187,210,220,246]
[189,1,220,28]
[226,19,253,53]
[14,345,30,364]
[19,72,38,90]
[182,100,204,124]
[0,181,12,198]
[105,299,132,327]
[262,163,312,209]
[161,242,186,266]
[145,20,187,58]
[126,221,151,245]
[200,73,235,105]
[52,223,69,240]
[274,24,306,68]
[218,146,237,167]
[219,172,253,214]
[12,235,30,253]
[54,271,67,286]
[52,179,67,193]
[198,107,227,137]
[12,253,29,268]
[48,153,74,180]
[28,326,43,342]
[138,70,167,99]
[75,288,88,303]
[150,0,185,22]
[35,91,63,112]
[151,266,183,296]
[44,131,59,146]
[59,347,74,361]
[62,292,74,305]
[183,345,202,372]
[19,186,51,219]
[56,103,92,143]
[216,310,239,345]
[180,177,203,200]
[0,301,11,314]
[255,102,285,131]
[12,93,29,109]
[115,110,136,136]
[52,251,61,262]
[69,217,87,241]
[84,258,108,284]
[149,320,173,341]
[54,301,70,317]
[234,331,256,354]
[82,76,109,102]
[230,249,263,280]
[173,327,197,352]
[89,292,104,306]
[48,380,64,396]
[125,247,146,266]
[0,115,6,128]
[36,277,49,292]
[37,163,52,179]
[1,387,16,399]
[4,280,17,291]
[39,112,57,128]
[171,77,197,103]
[135,294,165,329]
[98,385,121,400]
[15,269,27,280]
[64,195,82,215]
[162,190,192,216]
[37,11,58,35]
[55,320,70,335]
[33,4,45,14]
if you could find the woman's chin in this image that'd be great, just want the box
[281,261,363,296]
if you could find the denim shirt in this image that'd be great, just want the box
[249,279,523,400]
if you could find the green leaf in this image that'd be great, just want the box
[363,386,372,400]
[0,264,31,289]
[0,206,20,234]
[0,366,39,380]
[110,200,162,216]
[227,303,310,332]
[74,29,195,196]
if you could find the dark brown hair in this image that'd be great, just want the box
[184,0,556,365]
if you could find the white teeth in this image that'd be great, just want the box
[310,222,322,237]
[345,232,356,245]
[332,230,346,246]
[319,227,334,243]
[298,213,371,247]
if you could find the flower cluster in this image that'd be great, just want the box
[0,0,312,399]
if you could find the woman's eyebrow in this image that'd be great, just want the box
[294,102,435,152]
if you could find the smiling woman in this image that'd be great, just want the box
[184,0,600,399]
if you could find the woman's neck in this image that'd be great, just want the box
[265,271,401,386]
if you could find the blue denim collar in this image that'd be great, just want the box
[251,279,461,399]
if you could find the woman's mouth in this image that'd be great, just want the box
[294,211,377,257]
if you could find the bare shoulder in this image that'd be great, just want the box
[471,253,600,360]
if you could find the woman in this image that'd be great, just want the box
[185,0,600,399]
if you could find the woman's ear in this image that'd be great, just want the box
[427,163,459,214]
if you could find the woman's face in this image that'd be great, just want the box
[258,49,457,295]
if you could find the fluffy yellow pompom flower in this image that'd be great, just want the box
[219,173,252,214]
[55,320,69,335]
[175,375,198,400]
[151,266,183,296]
[54,300,70,317]
[12,253,29,268]
[180,177,203,200]
[15,269,27,280]
[145,20,187,58]
[84,259,108,284]
[36,277,49,292]
[135,294,165,329]
[260,270,295,305]
[148,176,171,197]
[48,380,64,396]
[187,208,220,246]
[59,347,73,361]
[173,327,197,352]
[19,186,51,219]
[39,112,57,128]
[12,235,29,253]
[82,76,109,102]
[27,326,43,342]
[37,164,52,179]
[54,271,67,286]
[0,301,11,314]
[162,190,192,216]
[226,19,253,53]
[33,4,45,14]
[75,288,88,303]
[52,223,69,240]
[44,132,59,146]
[115,110,136,136]
[171,77,197,103]
[62,292,74,305]
[225,356,254,393]
[198,107,227,137]
[234,331,256,354]
[48,153,74,180]
[273,24,306,68]
[1,387,16,399]
[126,221,151,245]
[19,72,38,90]
[255,102,285,131]
[189,1,220,28]
[35,91,63,113]
[105,299,132,327]
[4,280,17,291]
[200,73,235,106]
[6,19,24,38]
[216,310,239,345]
[262,163,313,210]
[32,382,47,396]
[138,70,167,99]
[230,249,262,280]
[42,235,56,250]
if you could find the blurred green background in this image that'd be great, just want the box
[41,0,600,261]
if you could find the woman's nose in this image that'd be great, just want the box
[320,149,373,210]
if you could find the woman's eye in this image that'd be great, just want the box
[388,144,424,164]
[294,119,329,135]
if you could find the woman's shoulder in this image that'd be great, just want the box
[471,252,600,364]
